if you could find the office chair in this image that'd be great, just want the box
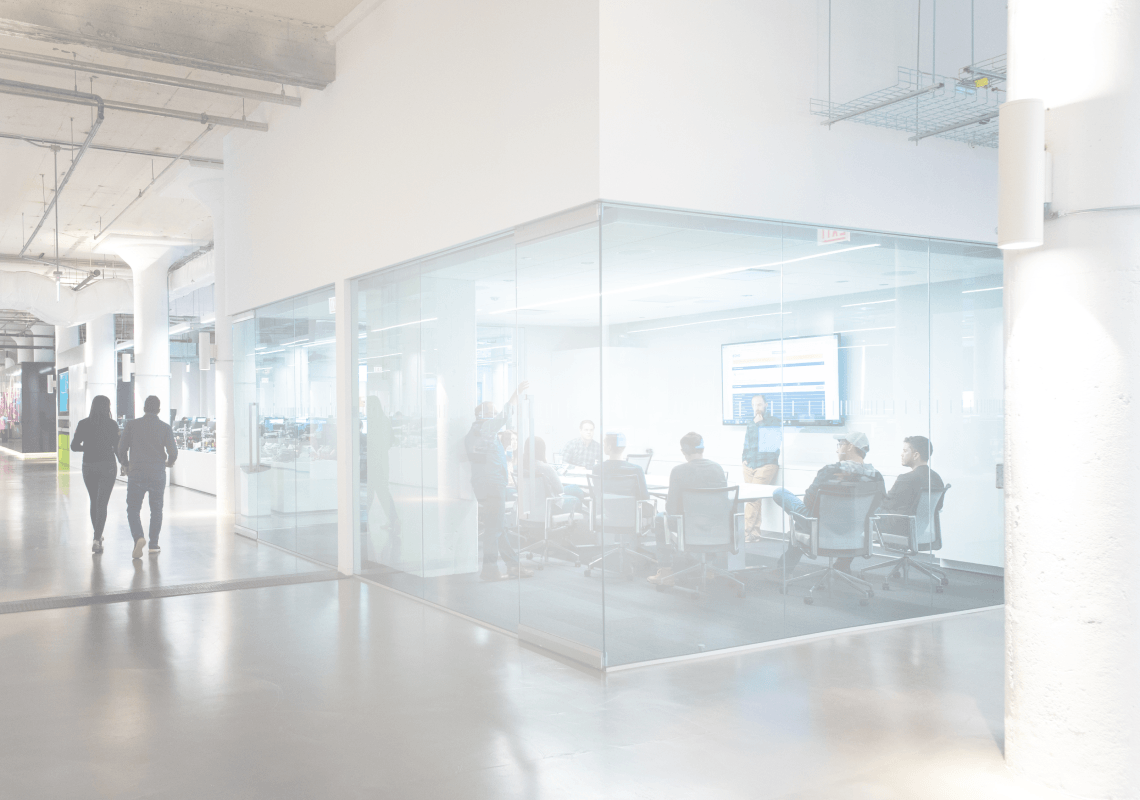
[583,473,657,578]
[862,484,951,592]
[626,453,652,473]
[519,494,591,568]
[780,481,883,605]
[663,486,745,599]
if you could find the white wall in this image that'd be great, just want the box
[224,0,600,314]
[599,0,1003,243]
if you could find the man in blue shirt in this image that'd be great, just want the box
[741,394,781,541]
[465,381,530,581]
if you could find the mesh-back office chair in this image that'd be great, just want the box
[863,485,951,592]
[626,453,653,473]
[519,494,591,568]
[782,481,883,605]
[664,486,745,598]
[583,473,657,578]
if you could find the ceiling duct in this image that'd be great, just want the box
[0,272,132,327]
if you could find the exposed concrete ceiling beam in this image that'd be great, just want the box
[0,46,303,106]
[0,0,334,89]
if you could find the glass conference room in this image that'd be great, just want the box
[353,202,1004,668]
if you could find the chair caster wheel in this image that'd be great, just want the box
[690,593,699,602]
[882,582,890,591]
[583,569,591,578]
[736,590,746,599]
[867,589,874,598]
[935,586,944,593]
[536,564,544,571]
[574,561,581,567]
[804,596,814,605]
[777,586,785,595]
[940,578,949,586]
[859,598,870,606]
[526,553,533,560]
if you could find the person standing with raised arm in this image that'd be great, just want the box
[465,381,531,581]
[117,395,178,560]
[741,394,781,541]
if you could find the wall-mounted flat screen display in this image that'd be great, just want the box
[721,334,841,425]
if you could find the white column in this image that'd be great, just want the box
[55,325,79,353]
[188,174,235,520]
[85,314,117,419]
[107,241,189,419]
[32,324,53,363]
[1004,3,1140,798]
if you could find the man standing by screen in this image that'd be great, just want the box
[741,394,781,541]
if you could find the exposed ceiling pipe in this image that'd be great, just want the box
[0,78,268,132]
[0,131,222,167]
[0,46,302,107]
[72,270,101,292]
[17,92,104,257]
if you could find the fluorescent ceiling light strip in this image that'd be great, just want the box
[962,286,1002,293]
[838,344,890,349]
[833,326,896,334]
[487,244,880,315]
[367,353,402,359]
[628,311,790,334]
[840,298,896,307]
[371,317,437,333]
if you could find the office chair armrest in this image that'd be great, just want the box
[637,499,656,533]
[544,496,559,528]
[788,510,818,557]
[731,511,744,555]
[666,514,683,552]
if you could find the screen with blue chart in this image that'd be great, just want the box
[721,334,841,425]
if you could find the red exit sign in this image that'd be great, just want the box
[817,228,851,245]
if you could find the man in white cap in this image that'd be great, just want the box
[770,430,884,575]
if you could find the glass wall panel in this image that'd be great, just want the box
[351,203,1003,668]
[232,286,338,567]
[294,287,338,565]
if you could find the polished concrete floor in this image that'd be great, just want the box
[0,455,1053,798]
[0,454,327,604]
[0,583,1059,800]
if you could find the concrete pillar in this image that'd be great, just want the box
[85,314,117,420]
[106,241,190,420]
[55,325,79,354]
[187,173,235,519]
[1004,2,1140,797]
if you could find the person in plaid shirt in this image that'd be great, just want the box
[561,420,602,469]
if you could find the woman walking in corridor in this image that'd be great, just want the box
[71,395,121,554]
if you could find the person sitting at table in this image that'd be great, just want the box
[741,393,781,542]
[518,437,582,521]
[591,432,649,500]
[877,435,944,536]
[769,431,885,576]
[561,419,602,469]
[648,432,727,587]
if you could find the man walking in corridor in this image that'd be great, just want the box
[117,395,178,559]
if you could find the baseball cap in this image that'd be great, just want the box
[833,431,870,451]
[604,432,627,447]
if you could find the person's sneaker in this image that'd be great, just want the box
[131,538,146,559]
[480,567,507,581]
[91,538,103,554]
[148,545,161,554]
[506,563,534,578]
[647,568,674,587]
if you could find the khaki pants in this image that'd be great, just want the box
[743,462,779,536]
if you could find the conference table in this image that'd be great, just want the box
[556,468,786,572]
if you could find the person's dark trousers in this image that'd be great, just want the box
[81,460,117,539]
[476,486,518,571]
[126,466,167,546]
